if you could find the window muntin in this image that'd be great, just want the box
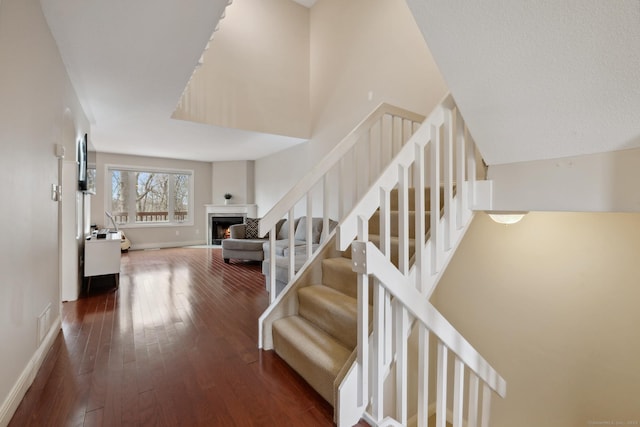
[108,166,192,226]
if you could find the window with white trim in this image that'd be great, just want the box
[108,166,193,226]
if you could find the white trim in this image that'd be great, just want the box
[104,164,195,228]
[0,316,61,427]
[131,239,206,251]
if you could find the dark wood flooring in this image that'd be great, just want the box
[10,247,368,426]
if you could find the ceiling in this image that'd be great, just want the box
[407,0,640,165]
[40,0,306,162]
[42,0,639,166]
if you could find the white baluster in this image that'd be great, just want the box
[371,279,385,422]
[395,301,408,424]
[306,193,313,259]
[357,215,369,407]
[430,123,440,274]
[468,372,480,427]
[414,141,426,293]
[417,325,429,427]
[443,108,454,251]
[481,383,492,427]
[288,208,295,282]
[453,358,465,427]
[398,164,409,275]
[436,341,448,427]
[465,125,476,208]
[455,108,466,229]
[269,227,276,303]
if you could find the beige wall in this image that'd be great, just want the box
[211,160,254,205]
[254,0,448,216]
[173,0,310,139]
[92,152,212,249]
[0,0,89,421]
[432,212,640,426]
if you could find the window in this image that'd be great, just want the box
[108,166,193,226]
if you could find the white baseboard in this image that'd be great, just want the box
[0,315,61,427]
[131,239,206,251]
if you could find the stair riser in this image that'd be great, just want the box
[369,211,431,238]
[298,286,362,349]
[388,187,445,211]
[272,317,351,406]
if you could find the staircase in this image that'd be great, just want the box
[271,187,434,407]
[259,95,506,426]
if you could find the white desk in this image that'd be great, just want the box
[85,231,121,291]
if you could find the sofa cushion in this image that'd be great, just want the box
[245,217,260,239]
[283,243,320,257]
[263,239,306,257]
[222,238,266,252]
[277,219,289,240]
[294,217,325,244]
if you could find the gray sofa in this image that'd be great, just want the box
[261,217,337,293]
[221,218,284,263]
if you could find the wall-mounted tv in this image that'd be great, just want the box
[78,133,87,191]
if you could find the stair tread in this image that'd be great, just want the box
[272,315,352,405]
[298,285,368,349]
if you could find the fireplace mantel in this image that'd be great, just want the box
[205,204,257,245]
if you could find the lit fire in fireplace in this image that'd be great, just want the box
[224,227,231,239]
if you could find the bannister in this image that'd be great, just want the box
[258,103,425,303]
[352,241,507,398]
[335,94,502,426]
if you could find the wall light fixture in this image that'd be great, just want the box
[487,211,528,225]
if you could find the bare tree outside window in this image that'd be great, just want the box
[108,167,192,226]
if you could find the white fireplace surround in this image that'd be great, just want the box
[205,204,257,245]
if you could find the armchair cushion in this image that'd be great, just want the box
[229,223,246,239]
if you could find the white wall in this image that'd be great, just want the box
[0,0,89,423]
[173,0,310,139]
[432,212,640,426]
[488,147,640,212]
[92,152,212,249]
[254,0,448,217]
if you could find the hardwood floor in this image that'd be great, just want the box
[10,247,369,427]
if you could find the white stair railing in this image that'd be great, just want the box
[258,103,425,303]
[352,241,506,427]
[336,95,502,426]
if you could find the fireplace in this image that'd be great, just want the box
[204,204,257,245]
[211,216,244,245]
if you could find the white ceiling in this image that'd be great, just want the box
[407,0,640,165]
[42,0,638,166]
[40,0,306,162]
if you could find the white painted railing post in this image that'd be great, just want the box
[430,122,441,274]
[414,141,426,293]
[468,372,480,427]
[417,325,429,427]
[436,342,448,427]
[453,357,465,427]
[356,216,369,408]
[481,383,492,427]
[395,301,408,424]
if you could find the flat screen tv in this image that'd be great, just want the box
[78,133,87,191]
